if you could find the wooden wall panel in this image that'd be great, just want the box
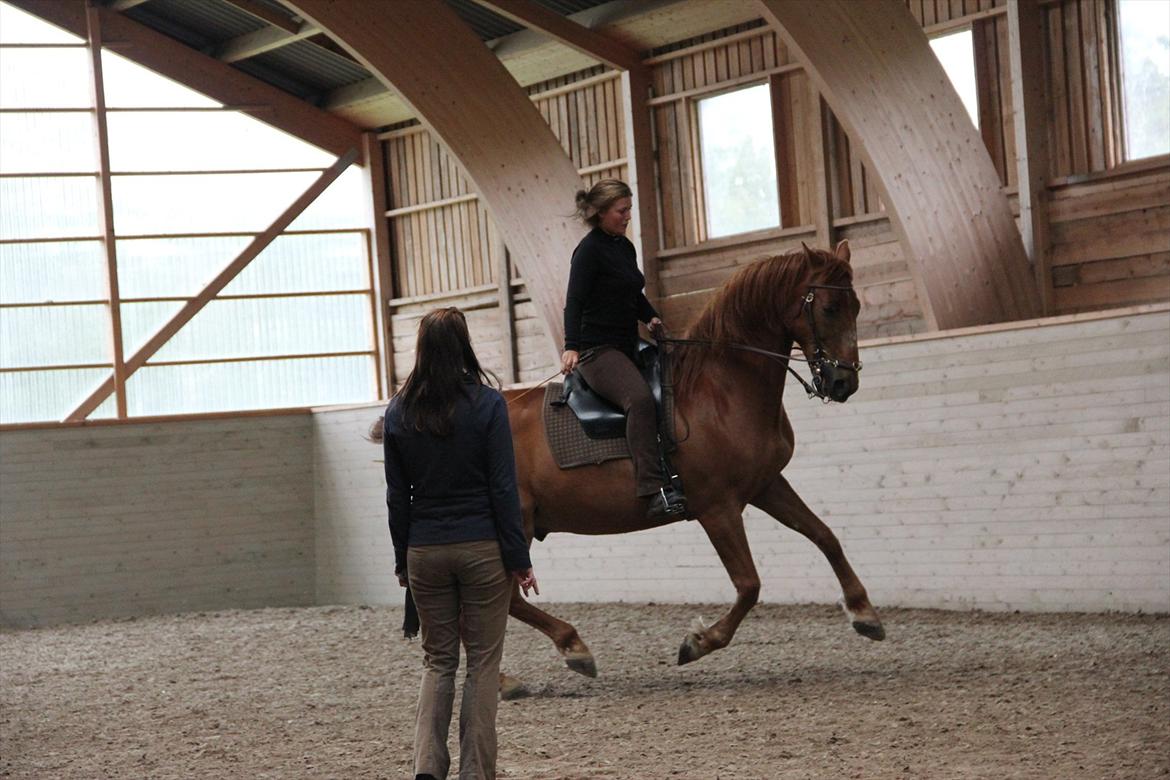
[1048,168,1170,313]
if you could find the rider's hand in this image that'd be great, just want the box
[513,568,539,598]
[396,570,408,588]
[561,350,579,375]
[648,317,666,339]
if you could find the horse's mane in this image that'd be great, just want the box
[671,246,853,396]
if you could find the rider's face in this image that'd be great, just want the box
[599,197,633,236]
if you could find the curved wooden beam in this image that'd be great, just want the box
[286,0,583,352]
[757,0,1040,329]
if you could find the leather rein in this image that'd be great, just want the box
[658,284,863,402]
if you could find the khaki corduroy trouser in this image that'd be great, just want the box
[577,345,666,496]
[407,539,512,780]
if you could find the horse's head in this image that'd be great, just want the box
[790,241,861,403]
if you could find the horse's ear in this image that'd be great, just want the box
[800,241,813,258]
[834,239,851,264]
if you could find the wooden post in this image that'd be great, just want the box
[1007,0,1053,316]
[85,2,127,419]
[495,236,518,385]
[621,67,662,300]
[362,131,396,395]
[65,149,359,421]
[808,87,834,250]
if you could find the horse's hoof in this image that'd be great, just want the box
[677,634,704,665]
[564,652,598,678]
[499,675,530,701]
[852,620,886,641]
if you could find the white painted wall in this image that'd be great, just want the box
[4,309,1167,628]
[0,415,315,627]
[314,307,1170,613]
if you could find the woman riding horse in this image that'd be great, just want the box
[561,179,686,519]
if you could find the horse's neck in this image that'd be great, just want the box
[677,328,794,422]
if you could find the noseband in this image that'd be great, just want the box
[803,284,863,398]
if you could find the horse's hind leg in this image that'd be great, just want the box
[508,582,598,678]
[751,475,885,640]
[678,508,761,665]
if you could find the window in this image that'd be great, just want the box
[1118,0,1170,160]
[930,29,980,128]
[0,1,377,423]
[696,84,780,239]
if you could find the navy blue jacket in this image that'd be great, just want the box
[383,381,532,576]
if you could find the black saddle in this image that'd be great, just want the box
[555,340,664,440]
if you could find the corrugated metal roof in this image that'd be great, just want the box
[251,40,371,93]
[445,0,525,41]
[126,0,267,43]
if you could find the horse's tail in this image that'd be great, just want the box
[366,414,385,444]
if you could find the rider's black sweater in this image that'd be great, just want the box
[563,227,658,358]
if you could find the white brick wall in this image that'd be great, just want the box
[4,309,1166,627]
[0,415,315,627]
[313,308,1170,613]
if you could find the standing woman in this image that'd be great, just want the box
[384,307,538,780]
[562,179,686,518]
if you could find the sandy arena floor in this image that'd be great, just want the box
[1,602,1167,779]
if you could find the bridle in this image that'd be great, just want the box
[802,283,863,398]
[660,283,862,402]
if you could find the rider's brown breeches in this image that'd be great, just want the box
[576,346,666,497]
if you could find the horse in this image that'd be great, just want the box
[376,241,885,680]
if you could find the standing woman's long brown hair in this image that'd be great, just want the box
[396,307,494,436]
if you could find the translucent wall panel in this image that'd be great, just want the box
[697,84,780,239]
[121,294,371,361]
[0,304,109,367]
[116,236,250,299]
[125,355,373,416]
[107,111,334,172]
[0,112,98,173]
[0,240,106,303]
[116,232,368,299]
[0,177,100,240]
[112,172,321,235]
[0,368,115,424]
[0,2,84,44]
[100,50,220,109]
[0,48,92,108]
[289,167,367,231]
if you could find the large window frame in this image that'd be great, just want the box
[0,6,381,426]
[1113,0,1170,163]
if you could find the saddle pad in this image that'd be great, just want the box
[543,382,631,469]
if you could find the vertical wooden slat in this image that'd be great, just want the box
[974,19,1007,182]
[996,17,1018,188]
[1047,4,1072,177]
[1064,0,1089,173]
[1079,0,1106,172]
[621,68,662,297]
[677,99,698,244]
[85,4,127,419]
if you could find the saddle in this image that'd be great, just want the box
[553,340,666,440]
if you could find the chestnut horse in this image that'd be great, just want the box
[377,242,885,678]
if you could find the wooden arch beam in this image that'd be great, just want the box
[757,0,1040,329]
[286,0,586,351]
[469,0,642,72]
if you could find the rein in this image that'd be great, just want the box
[662,283,863,402]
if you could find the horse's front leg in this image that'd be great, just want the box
[507,582,598,678]
[751,475,885,640]
[677,508,761,665]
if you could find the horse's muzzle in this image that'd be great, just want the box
[820,365,859,402]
